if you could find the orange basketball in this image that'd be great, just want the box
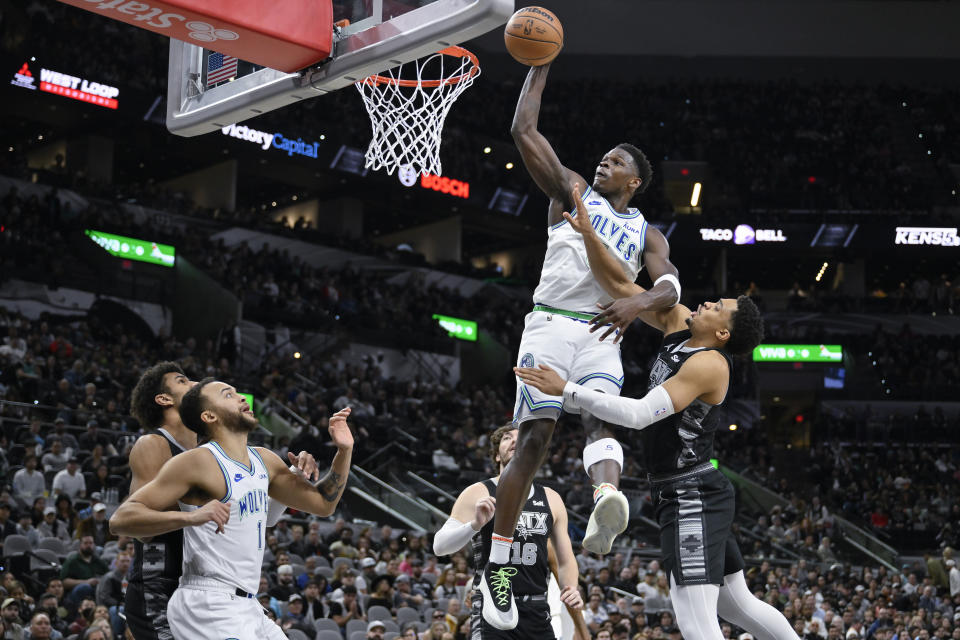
[504,6,564,66]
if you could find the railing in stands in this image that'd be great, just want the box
[720,465,900,571]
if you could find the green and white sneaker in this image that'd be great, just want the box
[479,562,518,630]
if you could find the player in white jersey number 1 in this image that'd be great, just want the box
[109,378,354,640]
[480,61,682,631]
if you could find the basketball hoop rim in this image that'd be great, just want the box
[360,46,479,88]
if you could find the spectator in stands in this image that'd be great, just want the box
[393,573,426,609]
[25,610,56,640]
[77,421,115,457]
[49,419,78,454]
[280,594,315,639]
[15,511,40,548]
[16,419,44,451]
[330,527,359,559]
[81,628,107,640]
[66,598,96,638]
[367,575,394,612]
[300,580,325,629]
[34,593,67,637]
[433,569,458,601]
[0,502,17,541]
[272,518,293,549]
[269,565,297,602]
[52,497,76,536]
[84,465,109,498]
[93,552,129,609]
[1,598,24,639]
[40,440,67,474]
[60,536,108,607]
[12,455,46,508]
[73,504,114,548]
[328,584,362,628]
[51,459,85,500]
[366,620,386,640]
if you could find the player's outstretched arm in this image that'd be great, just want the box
[110,449,228,538]
[516,355,725,430]
[511,63,586,220]
[587,228,682,342]
[547,539,590,640]
[433,482,490,556]
[546,489,585,610]
[260,408,354,517]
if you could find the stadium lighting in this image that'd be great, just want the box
[483,146,491,154]
[293,351,301,359]
[690,182,702,207]
[815,262,828,282]
[505,162,514,170]
[728,424,737,431]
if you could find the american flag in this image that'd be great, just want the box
[206,52,238,87]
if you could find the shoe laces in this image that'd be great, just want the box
[489,566,518,607]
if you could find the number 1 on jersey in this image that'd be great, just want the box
[257,520,263,550]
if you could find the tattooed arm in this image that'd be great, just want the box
[257,408,355,517]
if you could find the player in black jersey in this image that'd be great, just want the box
[124,362,322,640]
[517,193,799,640]
[433,425,587,640]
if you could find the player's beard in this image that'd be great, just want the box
[222,408,258,433]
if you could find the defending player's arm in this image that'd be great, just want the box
[562,184,681,341]
[545,488,586,615]
[125,434,172,496]
[259,408,354,517]
[590,232,681,341]
[110,449,231,538]
[433,482,492,556]
[511,63,587,223]
[547,542,590,640]
[515,351,728,431]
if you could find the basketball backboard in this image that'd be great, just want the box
[166,0,513,137]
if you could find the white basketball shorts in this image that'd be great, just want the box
[167,579,286,640]
[513,306,623,423]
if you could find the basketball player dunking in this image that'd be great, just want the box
[434,425,587,640]
[123,362,322,640]
[111,378,353,640]
[482,62,681,629]
[517,202,799,640]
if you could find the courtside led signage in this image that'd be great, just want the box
[12,62,119,109]
[894,227,960,247]
[220,124,321,159]
[432,314,478,342]
[85,230,175,267]
[753,344,842,363]
[700,224,786,244]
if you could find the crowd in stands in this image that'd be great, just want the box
[2,289,960,640]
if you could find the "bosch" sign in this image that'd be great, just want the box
[420,173,470,199]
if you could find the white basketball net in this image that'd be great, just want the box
[355,47,480,177]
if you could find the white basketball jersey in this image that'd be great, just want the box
[179,442,270,595]
[532,186,647,312]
